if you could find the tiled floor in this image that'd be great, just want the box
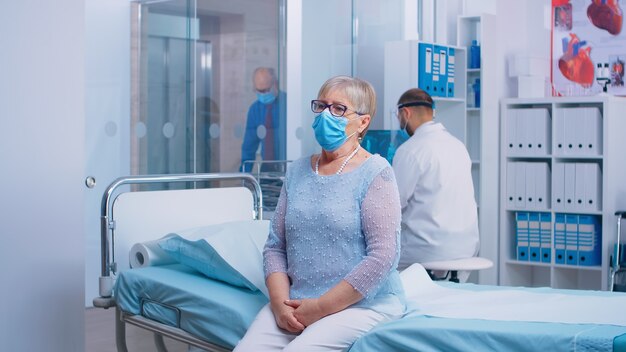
[85,307,188,352]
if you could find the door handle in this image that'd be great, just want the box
[85,176,96,188]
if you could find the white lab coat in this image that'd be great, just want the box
[392,121,479,270]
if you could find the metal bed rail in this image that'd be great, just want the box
[93,173,262,308]
[242,160,291,214]
[116,308,230,352]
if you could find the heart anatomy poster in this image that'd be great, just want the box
[552,0,625,96]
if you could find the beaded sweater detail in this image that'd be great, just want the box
[263,154,404,305]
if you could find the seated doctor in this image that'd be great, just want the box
[392,88,479,281]
[234,76,406,351]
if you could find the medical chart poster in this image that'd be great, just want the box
[551,0,625,96]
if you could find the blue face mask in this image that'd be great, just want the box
[398,128,410,141]
[399,115,410,140]
[312,110,357,151]
[257,91,276,105]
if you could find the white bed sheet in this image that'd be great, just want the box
[401,264,626,326]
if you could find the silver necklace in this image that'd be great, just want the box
[315,145,361,175]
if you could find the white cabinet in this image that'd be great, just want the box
[499,96,626,290]
[457,14,498,284]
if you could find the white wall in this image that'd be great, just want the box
[84,0,131,307]
[0,1,85,350]
[496,0,551,99]
[463,0,496,15]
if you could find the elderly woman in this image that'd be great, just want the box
[234,76,405,351]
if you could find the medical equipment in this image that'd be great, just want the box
[611,211,626,292]
[361,129,408,164]
[94,173,626,352]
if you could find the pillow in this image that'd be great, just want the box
[158,220,270,297]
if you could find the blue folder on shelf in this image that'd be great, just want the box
[528,212,541,262]
[447,47,455,97]
[418,43,433,95]
[555,213,566,264]
[577,215,601,266]
[433,44,447,97]
[516,212,529,261]
[565,214,579,265]
[540,212,552,263]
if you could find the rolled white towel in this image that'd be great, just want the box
[129,234,177,268]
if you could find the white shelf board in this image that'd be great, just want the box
[505,260,552,268]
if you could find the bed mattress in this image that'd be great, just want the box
[115,265,626,351]
[114,264,268,349]
[350,281,626,352]
[348,314,626,352]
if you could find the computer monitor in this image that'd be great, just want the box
[361,129,408,164]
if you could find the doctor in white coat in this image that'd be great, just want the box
[392,88,479,279]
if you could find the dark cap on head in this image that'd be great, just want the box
[397,88,434,110]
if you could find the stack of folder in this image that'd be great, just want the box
[516,212,552,263]
[554,107,602,156]
[553,162,601,212]
[418,43,456,98]
[506,108,551,156]
[506,162,550,210]
[554,213,601,266]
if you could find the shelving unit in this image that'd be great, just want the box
[500,96,626,291]
[457,14,498,284]
[383,40,467,141]
[382,17,498,284]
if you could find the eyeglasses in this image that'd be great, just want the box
[256,87,272,94]
[391,108,400,120]
[392,101,435,118]
[311,100,363,118]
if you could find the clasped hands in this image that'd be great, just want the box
[272,298,326,333]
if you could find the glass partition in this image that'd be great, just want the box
[298,0,354,156]
[132,0,286,181]
[354,0,403,130]
[132,0,409,176]
[298,0,405,156]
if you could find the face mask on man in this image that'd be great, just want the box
[312,110,358,151]
[395,101,433,138]
[398,111,411,139]
[257,91,276,105]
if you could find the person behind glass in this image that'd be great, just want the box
[240,67,286,172]
[392,88,479,281]
[234,76,406,351]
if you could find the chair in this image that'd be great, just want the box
[421,257,493,283]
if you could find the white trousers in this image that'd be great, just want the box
[233,303,397,352]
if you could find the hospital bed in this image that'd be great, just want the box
[93,173,626,352]
[92,173,265,351]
